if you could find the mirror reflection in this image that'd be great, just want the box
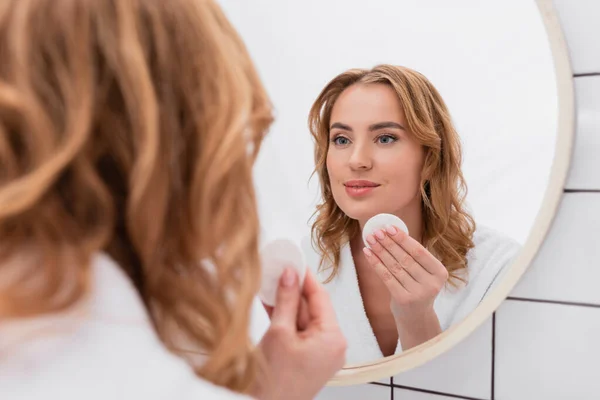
[301,64,523,364]
[219,0,558,365]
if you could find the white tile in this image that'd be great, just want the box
[553,0,600,74]
[566,77,600,190]
[315,383,390,400]
[393,388,468,400]
[393,318,492,399]
[510,193,600,305]
[495,300,600,400]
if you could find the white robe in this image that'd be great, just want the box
[0,253,264,400]
[301,225,521,365]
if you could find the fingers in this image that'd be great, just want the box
[379,228,431,283]
[297,297,310,331]
[262,303,274,319]
[302,269,338,328]
[365,231,426,289]
[270,268,301,330]
[362,247,411,296]
[263,275,312,331]
[364,226,450,302]
[386,227,448,279]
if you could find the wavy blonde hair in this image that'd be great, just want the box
[0,0,273,394]
[309,65,475,286]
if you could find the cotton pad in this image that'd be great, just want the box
[362,213,409,248]
[258,238,306,307]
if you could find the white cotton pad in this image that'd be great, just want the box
[362,213,409,249]
[258,238,306,307]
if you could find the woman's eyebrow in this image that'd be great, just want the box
[368,121,405,131]
[329,122,352,131]
[329,121,406,131]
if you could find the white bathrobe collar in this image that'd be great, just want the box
[302,225,521,366]
[320,242,387,364]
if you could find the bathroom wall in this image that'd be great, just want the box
[316,1,600,399]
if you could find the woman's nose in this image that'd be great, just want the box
[348,145,373,171]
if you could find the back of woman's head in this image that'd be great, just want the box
[0,0,273,393]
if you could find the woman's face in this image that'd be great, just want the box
[326,83,425,225]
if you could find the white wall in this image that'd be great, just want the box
[218,0,557,246]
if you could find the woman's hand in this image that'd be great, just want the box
[253,268,347,400]
[362,225,447,350]
[262,290,311,332]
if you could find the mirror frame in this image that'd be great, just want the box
[327,0,575,386]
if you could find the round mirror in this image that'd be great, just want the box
[220,0,574,384]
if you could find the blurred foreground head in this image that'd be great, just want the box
[0,0,273,393]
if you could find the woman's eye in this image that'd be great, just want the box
[332,136,350,146]
[377,134,397,144]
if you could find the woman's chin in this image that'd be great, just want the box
[343,209,384,225]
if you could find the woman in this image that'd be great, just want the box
[0,1,346,399]
[303,65,520,365]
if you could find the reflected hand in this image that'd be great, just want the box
[363,225,446,349]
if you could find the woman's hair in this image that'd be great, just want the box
[0,0,273,394]
[308,65,475,286]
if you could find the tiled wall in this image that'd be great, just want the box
[315,1,600,399]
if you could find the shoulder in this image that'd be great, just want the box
[0,253,254,400]
[438,226,523,325]
[472,224,521,248]
[468,225,522,268]
[463,224,522,294]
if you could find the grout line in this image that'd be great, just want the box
[491,313,496,400]
[564,189,600,193]
[506,297,600,309]
[573,72,600,77]
[370,381,391,388]
[391,376,394,400]
[391,384,486,400]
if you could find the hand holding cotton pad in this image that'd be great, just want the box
[259,238,306,307]
[362,213,409,248]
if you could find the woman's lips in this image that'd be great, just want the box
[344,180,380,197]
[345,186,377,196]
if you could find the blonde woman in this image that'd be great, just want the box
[0,1,346,399]
[303,65,520,364]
